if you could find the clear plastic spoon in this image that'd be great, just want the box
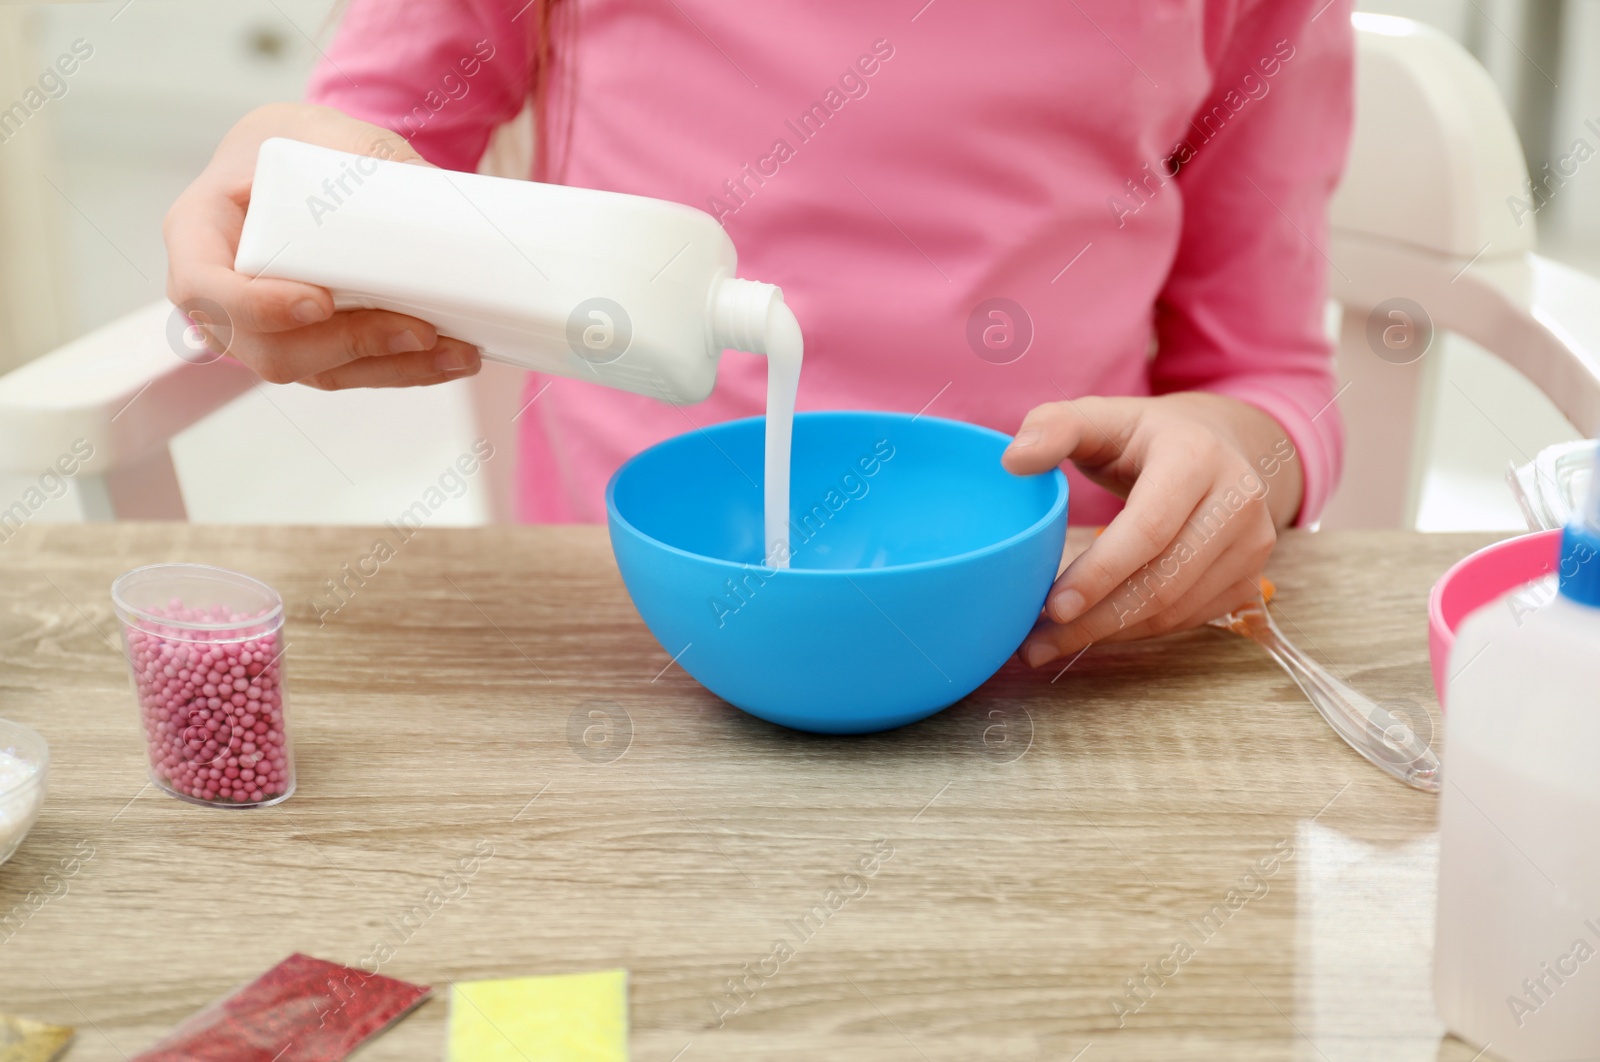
[1210,590,1441,793]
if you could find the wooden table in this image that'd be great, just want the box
[0,524,1502,1061]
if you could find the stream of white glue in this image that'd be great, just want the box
[763,300,803,569]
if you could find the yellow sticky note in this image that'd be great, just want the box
[448,970,628,1062]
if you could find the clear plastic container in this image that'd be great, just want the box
[112,564,295,808]
[0,719,48,866]
[1507,439,1596,531]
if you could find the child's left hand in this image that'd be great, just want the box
[1001,392,1304,668]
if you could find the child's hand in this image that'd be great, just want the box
[163,103,482,389]
[1001,393,1303,667]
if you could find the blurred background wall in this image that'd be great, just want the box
[0,0,1594,528]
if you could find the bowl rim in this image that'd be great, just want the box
[1428,527,1563,640]
[605,410,1069,576]
[0,718,49,801]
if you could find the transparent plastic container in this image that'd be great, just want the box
[1507,439,1596,530]
[112,564,294,808]
[0,719,48,866]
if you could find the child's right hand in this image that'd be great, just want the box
[163,103,482,389]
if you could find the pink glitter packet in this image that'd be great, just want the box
[130,953,430,1062]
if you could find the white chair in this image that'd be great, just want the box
[1323,13,1600,528]
[2,13,1597,527]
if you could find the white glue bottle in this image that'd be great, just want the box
[1435,440,1600,1060]
[233,137,802,567]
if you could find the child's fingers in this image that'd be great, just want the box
[1020,555,1260,668]
[1000,396,1136,476]
[1101,507,1275,636]
[1021,462,1276,666]
[1089,551,1266,646]
[1021,497,1230,665]
[178,263,335,339]
[226,309,448,384]
[302,337,481,390]
[164,187,334,336]
[1041,434,1214,626]
[1080,575,1265,649]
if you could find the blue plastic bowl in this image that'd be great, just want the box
[606,411,1068,734]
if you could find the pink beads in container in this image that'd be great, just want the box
[111,564,295,808]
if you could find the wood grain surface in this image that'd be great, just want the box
[0,524,1506,1060]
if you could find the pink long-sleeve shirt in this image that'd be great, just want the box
[309,0,1352,526]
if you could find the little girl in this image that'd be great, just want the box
[163,0,1353,667]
